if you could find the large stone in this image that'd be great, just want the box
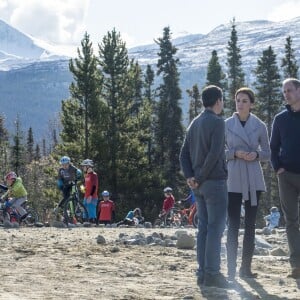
[176,233,195,249]
[96,235,106,244]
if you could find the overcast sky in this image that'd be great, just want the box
[0,0,300,49]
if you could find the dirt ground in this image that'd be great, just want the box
[0,226,299,300]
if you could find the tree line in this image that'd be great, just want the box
[0,21,298,225]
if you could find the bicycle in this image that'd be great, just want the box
[153,209,176,227]
[54,181,88,226]
[154,201,198,228]
[0,199,39,226]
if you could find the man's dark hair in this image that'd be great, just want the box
[201,85,223,108]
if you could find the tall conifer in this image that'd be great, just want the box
[281,36,299,79]
[226,19,245,115]
[254,45,282,214]
[155,26,184,185]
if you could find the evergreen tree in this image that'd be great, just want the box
[59,99,84,162]
[206,50,226,88]
[186,84,202,123]
[34,144,41,161]
[254,46,282,133]
[98,28,132,195]
[42,139,47,157]
[128,60,144,115]
[26,127,34,163]
[226,19,245,115]
[144,64,155,100]
[281,36,299,79]
[11,116,26,175]
[143,64,156,167]
[68,32,102,158]
[254,45,282,217]
[0,114,9,177]
[155,26,184,185]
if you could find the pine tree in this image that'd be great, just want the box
[26,127,34,163]
[98,28,132,195]
[128,60,144,115]
[42,139,47,157]
[143,64,156,167]
[155,26,184,185]
[68,32,101,158]
[186,84,202,123]
[34,144,41,161]
[254,45,282,218]
[206,50,226,88]
[226,19,245,115]
[144,64,155,101]
[11,115,26,175]
[0,114,9,177]
[281,36,299,79]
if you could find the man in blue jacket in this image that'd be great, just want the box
[179,85,229,288]
[270,78,300,279]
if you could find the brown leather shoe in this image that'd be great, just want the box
[288,267,300,279]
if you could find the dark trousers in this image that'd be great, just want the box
[278,171,300,268]
[226,192,260,276]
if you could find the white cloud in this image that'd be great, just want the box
[268,0,300,21]
[0,0,89,45]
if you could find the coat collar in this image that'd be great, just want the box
[227,112,254,145]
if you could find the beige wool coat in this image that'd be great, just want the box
[225,113,270,206]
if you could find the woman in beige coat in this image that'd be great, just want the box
[225,87,270,281]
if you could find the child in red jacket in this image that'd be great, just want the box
[97,190,115,225]
[159,187,175,218]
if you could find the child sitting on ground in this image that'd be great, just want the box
[117,208,144,226]
[264,206,280,230]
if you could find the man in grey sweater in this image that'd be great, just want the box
[179,85,229,289]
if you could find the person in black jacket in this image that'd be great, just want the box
[270,78,300,279]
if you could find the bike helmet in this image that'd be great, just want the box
[5,171,17,181]
[81,159,94,167]
[270,206,279,213]
[60,156,71,165]
[102,190,110,197]
[163,187,173,193]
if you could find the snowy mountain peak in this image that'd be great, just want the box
[0,19,69,70]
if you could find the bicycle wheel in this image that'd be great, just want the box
[0,210,10,225]
[23,208,39,226]
[192,211,198,228]
[64,198,88,225]
[171,209,182,227]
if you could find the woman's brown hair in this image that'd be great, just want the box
[235,87,255,104]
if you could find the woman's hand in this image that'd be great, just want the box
[235,150,248,159]
[244,152,258,161]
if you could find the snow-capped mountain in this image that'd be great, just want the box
[1,17,300,142]
[0,19,70,71]
[129,17,300,83]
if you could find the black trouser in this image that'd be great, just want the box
[57,186,72,208]
[226,192,260,276]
